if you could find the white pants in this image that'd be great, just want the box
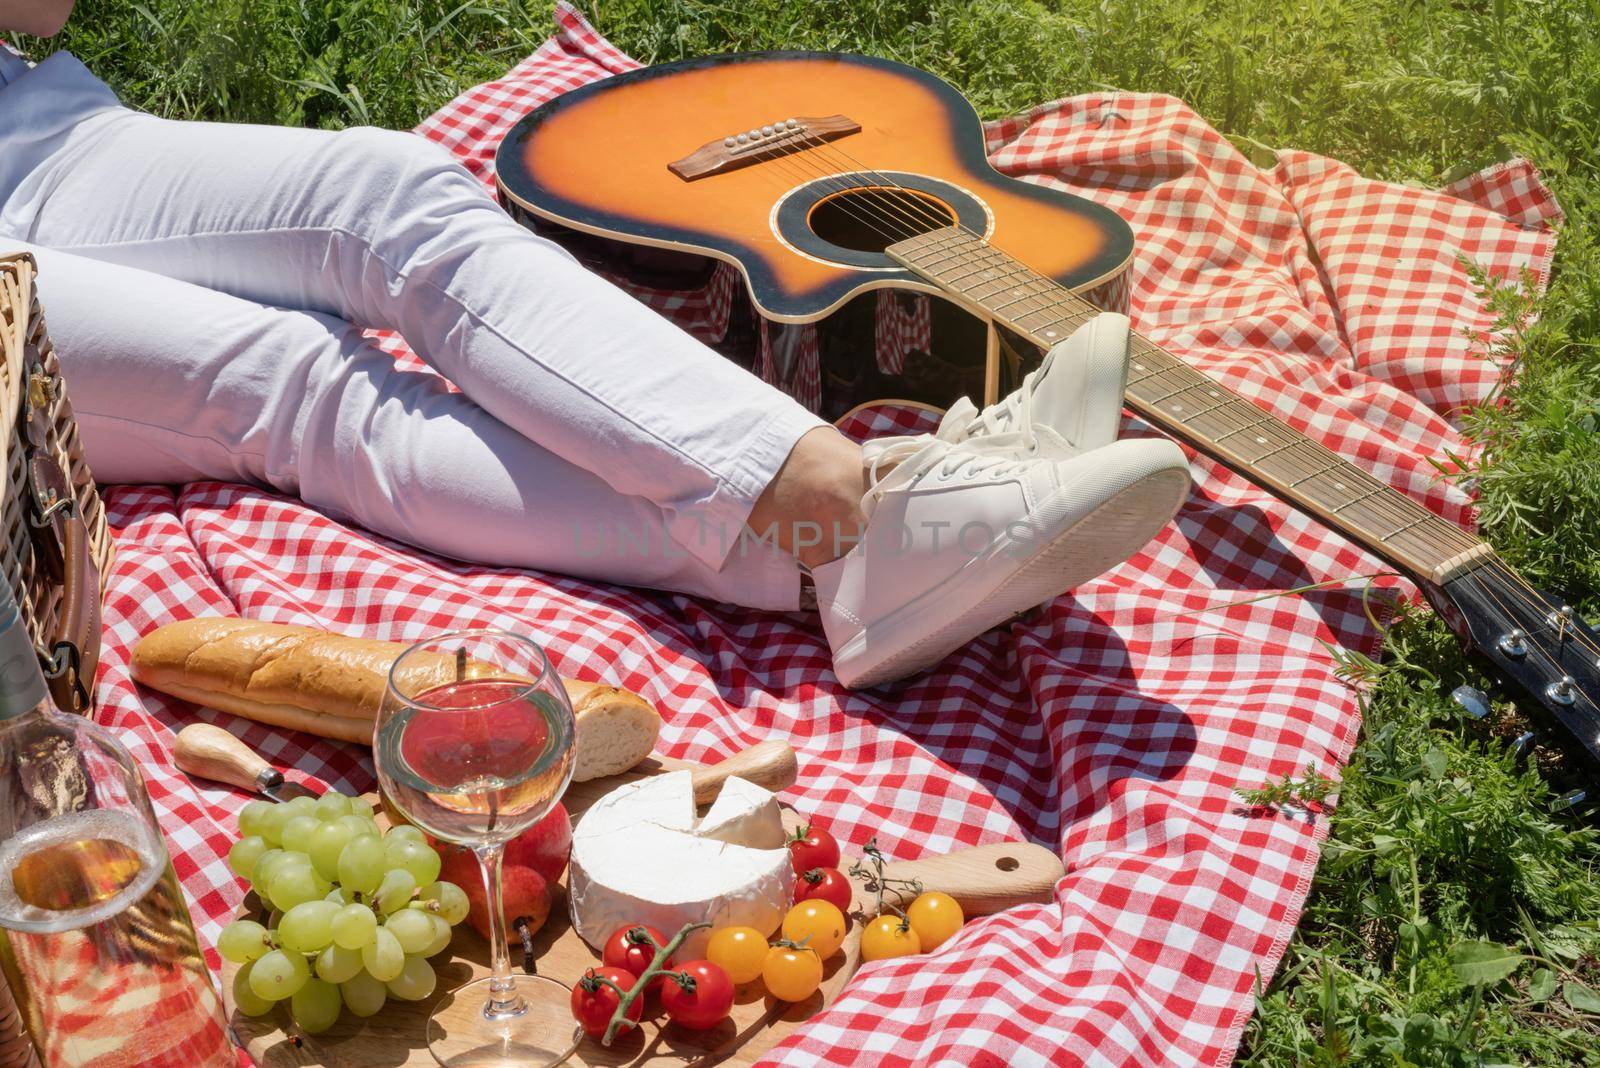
[0,54,823,609]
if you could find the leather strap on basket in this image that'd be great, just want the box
[22,348,99,713]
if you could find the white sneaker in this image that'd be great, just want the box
[942,312,1133,456]
[812,426,1190,689]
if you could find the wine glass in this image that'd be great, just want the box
[375,629,579,1066]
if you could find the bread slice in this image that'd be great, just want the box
[564,680,664,782]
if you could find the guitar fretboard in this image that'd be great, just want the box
[887,227,1485,583]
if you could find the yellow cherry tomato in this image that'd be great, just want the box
[860,914,921,962]
[906,892,964,952]
[706,926,768,985]
[781,900,846,959]
[762,945,823,1002]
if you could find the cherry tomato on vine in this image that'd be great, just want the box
[860,914,921,962]
[907,891,964,952]
[762,944,823,1002]
[788,824,841,874]
[706,925,768,984]
[781,900,846,959]
[602,924,671,987]
[793,866,852,911]
[660,960,734,1030]
[571,966,641,1037]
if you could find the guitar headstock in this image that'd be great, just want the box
[1438,557,1600,764]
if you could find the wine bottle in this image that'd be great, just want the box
[0,590,233,1067]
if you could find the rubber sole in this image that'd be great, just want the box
[834,467,1190,689]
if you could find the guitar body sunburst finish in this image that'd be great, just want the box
[496,53,1134,417]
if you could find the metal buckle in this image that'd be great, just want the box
[35,640,70,678]
[35,641,86,712]
[30,493,76,527]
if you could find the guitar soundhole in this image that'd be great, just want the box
[776,171,989,270]
[808,188,956,253]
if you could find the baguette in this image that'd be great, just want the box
[131,617,660,781]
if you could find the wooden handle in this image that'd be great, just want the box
[175,723,274,792]
[688,740,798,804]
[880,841,1063,916]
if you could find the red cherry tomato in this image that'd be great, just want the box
[788,824,841,874]
[660,960,735,1030]
[794,866,852,911]
[602,924,671,986]
[570,967,641,1036]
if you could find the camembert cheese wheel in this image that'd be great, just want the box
[568,771,795,958]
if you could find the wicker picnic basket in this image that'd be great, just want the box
[0,252,112,711]
[0,252,114,1067]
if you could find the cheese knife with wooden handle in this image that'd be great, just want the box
[174,722,319,802]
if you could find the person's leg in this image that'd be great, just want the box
[0,100,845,574]
[19,244,803,609]
[0,67,1193,687]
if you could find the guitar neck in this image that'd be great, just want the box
[887,227,1486,585]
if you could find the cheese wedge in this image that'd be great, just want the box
[697,774,786,849]
[568,772,795,958]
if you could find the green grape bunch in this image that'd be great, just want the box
[220,791,468,1033]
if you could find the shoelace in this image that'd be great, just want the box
[943,351,1054,444]
[860,422,1041,516]
[856,354,1062,516]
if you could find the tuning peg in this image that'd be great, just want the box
[1511,730,1536,757]
[1556,789,1588,811]
[1452,685,1492,720]
[1548,675,1578,706]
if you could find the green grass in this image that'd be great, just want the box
[19,0,1600,1062]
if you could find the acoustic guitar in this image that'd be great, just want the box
[494,52,1600,770]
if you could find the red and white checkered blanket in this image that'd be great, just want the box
[93,6,1560,1065]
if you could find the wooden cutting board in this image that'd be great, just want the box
[220,742,1064,1066]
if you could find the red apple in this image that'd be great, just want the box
[504,802,571,882]
[437,847,552,942]
[428,802,570,885]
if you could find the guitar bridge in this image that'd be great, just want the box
[669,115,862,181]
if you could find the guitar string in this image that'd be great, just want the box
[1494,557,1600,656]
[1456,561,1600,714]
[1481,558,1600,662]
[776,137,1600,704]
[901,233,1485,560]
[708,125,941,240]
[743,134,933,249]
[729,136,1537,577]
[890,232,1485,563]
[791,160,1489,569]
[936,221,1600,674]
[734,134,1600,706]
[1479,557,1600,664]
[746,134,1486,565]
